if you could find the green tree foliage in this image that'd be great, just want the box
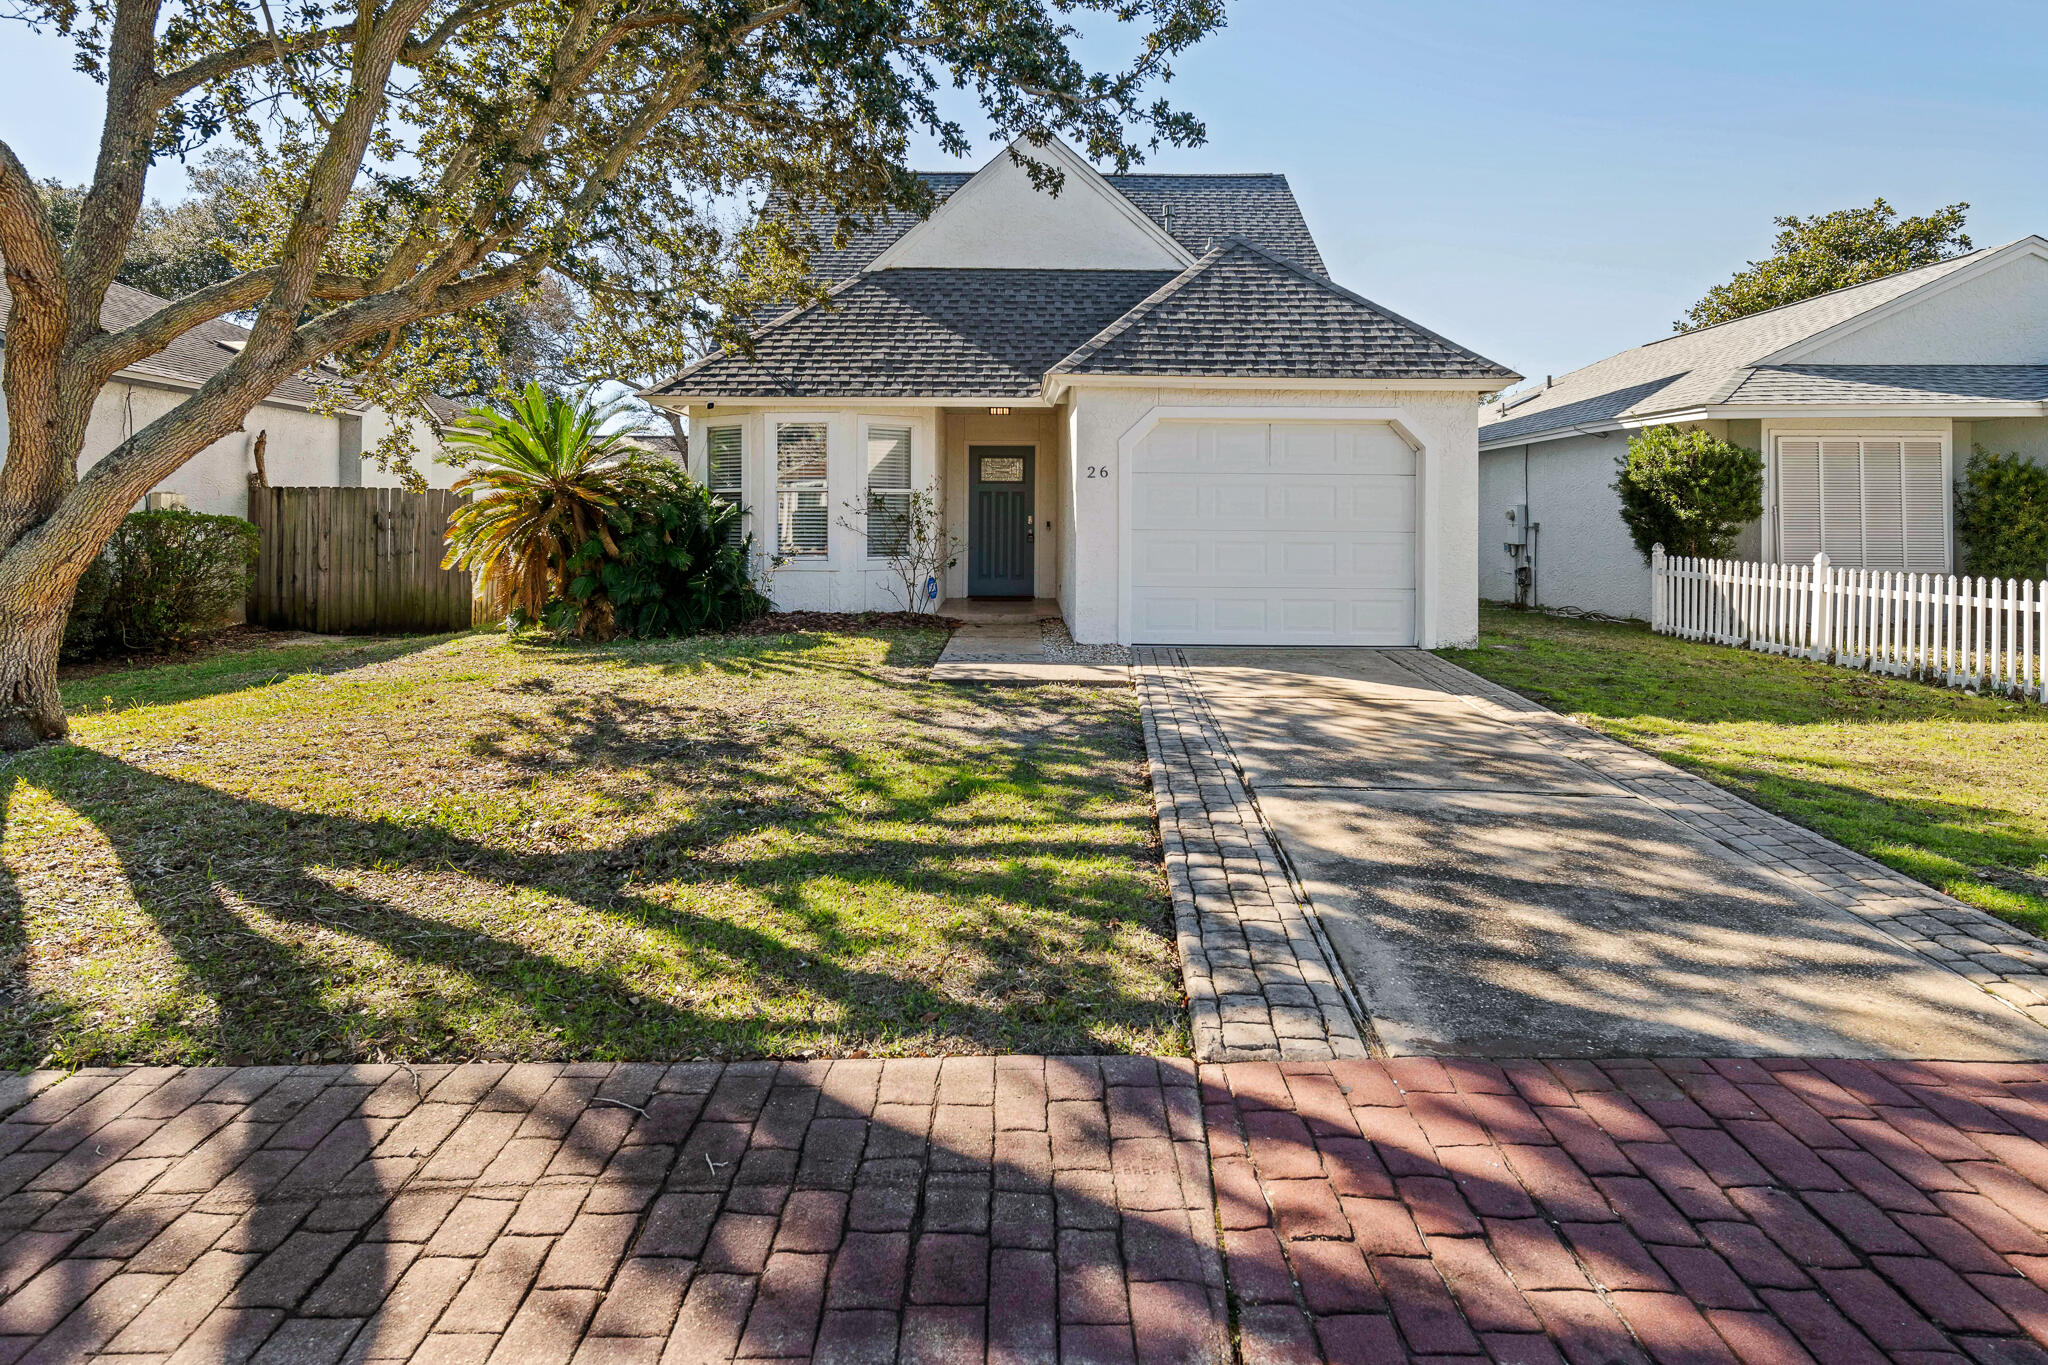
[562,466,767,639]
[61,509,260,659]
[441,384,660,623]
[1677,199,1972,331]
[37,149,255,299]
[1955,445,2048,581]
[1613,425,1765,561]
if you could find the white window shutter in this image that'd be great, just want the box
[1861,439,1905,571]
[1820,439,1865,565]
[1901,440,1947,572]
[707,426,744,547]
[1777,439,1822,562]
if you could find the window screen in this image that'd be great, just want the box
[1775,436,1946,572]
[776,423,829,557]
[865,426,912,557]
[706,427,743,548]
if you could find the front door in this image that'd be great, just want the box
[968,446,1035,597]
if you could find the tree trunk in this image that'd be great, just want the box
[0,592,73,749]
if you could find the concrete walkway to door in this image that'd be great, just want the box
[1177,647,2048,1062]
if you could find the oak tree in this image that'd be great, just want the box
[1676,198,1971,332]
[0,0,1223,746]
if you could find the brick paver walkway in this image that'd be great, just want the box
[1135,649,1366,1064]
[0,1059,1227,1365]
[1212,1054,2048,1364]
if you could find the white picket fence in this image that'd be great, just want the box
[1649,545,2048,701]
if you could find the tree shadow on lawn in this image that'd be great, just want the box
[0,676,1178,1069]
[60,632,465,716]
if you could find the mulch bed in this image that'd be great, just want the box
[725,611,958,635]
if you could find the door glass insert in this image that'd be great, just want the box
[979,456,1025,483]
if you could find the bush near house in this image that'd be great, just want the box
[562,466,769,638]
[1955,444,2048,580]
[62,509,260,661]
[1612,425,1765,561]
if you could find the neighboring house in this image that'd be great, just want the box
[1478,236,2048,619]
[645,135,1516,647]
[0,279,467,520]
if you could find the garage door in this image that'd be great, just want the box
[1128,421,1416,645]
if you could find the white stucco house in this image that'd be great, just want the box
[645,136,1517,647]
[0,279,466,520]
[1478,236,2048,619]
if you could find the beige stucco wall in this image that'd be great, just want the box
[0,377,461,521]
[1957,417,2048,466]
[1478,429,1651,620]
[877,153,1185,273]
[1062,385,1486,647]
[1798,252,2048,365]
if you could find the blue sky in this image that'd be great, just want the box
[5,0,2044,386]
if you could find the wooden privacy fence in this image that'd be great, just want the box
[247,484,475,633]
[1651,545,2048,701]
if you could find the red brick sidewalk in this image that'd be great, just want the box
[0,1058,1226,1365]
[1210,1055,2048,1364]
[11,1056,2048,1362]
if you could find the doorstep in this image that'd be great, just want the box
[931,603,1130,685]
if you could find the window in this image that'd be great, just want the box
[1775,435,1946,572]
[776,422,829,557]
[864,425,912,557]
[705,426,743,547]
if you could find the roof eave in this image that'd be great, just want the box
[1047,371,1519,402]
[1479,398,2048,450]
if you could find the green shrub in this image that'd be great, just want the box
[62,509,261,660]
[1612,425,1765,560]
[554,464,769,639]
[1955,444,2048,580]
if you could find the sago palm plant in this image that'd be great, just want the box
[442,383,659,628]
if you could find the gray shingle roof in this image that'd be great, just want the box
[1723,365,2048,405]
[1478,242,2036,446]
[1050,239,1515,382]
[0,278,464,423]
[660,269,1179,399]
[761,167,1328,286]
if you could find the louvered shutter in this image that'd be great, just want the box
[1820,439,1865,566]
[1902,440,1947,571]
[706,426,744,548]
[1861,439,1905,570]
[864,426,912,557]
[1777,439,1823,562]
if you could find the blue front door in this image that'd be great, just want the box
[968,446,1034,598]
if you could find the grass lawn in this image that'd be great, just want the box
[1,627,1182,1068]
[1441,605,2048,939]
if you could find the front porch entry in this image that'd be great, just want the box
[966,444,1036,598]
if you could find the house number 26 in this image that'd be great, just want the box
[1085,465,1109,479]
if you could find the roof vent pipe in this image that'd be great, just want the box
[1545,375,1553,389]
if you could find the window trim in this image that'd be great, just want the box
[1764,425,1953,573]
[860,418,915,561]
[770,414,835,562]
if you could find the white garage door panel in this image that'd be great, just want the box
[1129,420,1417,645]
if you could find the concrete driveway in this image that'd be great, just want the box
[1181,647,2048,1060]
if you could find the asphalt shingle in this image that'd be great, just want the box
[664,269,1179,400]
[1050,239,1514,383]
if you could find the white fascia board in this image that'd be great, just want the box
[1045,372,1515,402]
[1754,237,2048,366]
[1478,399,2048,451]
[864,134,1194,274]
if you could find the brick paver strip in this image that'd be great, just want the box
[0,1060,1228,1363]
[1134,647,1368,1063]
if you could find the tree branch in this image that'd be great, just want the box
[74,268,377,382]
